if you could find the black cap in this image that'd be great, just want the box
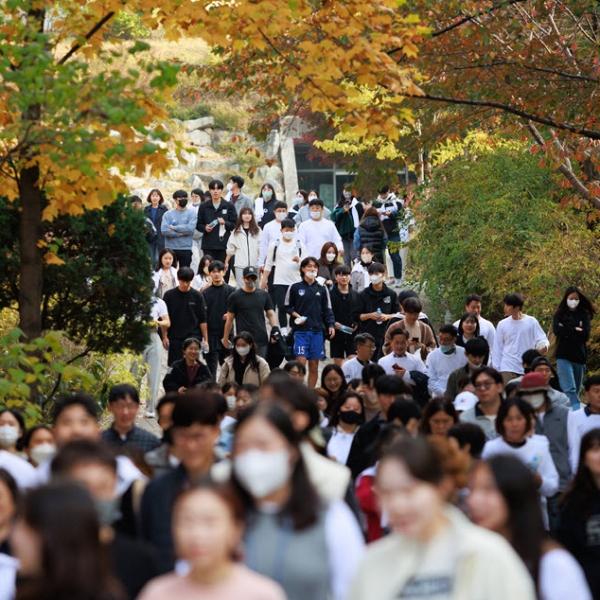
[243,266,258,279]
[531,356,552,370]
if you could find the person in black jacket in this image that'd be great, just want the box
[163,267,208,365]
[195,179,238,263]
[285,257,335,387]
[140,393,222,571]
[353,206,386,264]
[163,338,212,393]
[144,188,168,263]
[557,428,600,598]
[202,260,236,379]
[330,264,358,366]
[553,286,595,410]
[353,262,400,361]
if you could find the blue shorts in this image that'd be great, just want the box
[294,331,326,360]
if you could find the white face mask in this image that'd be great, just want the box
[308,195,317,201]
[233,449,291,498]
[370,274,382,285]
[343,191,352,199]
[275,212,286,221]
[236,345,250,357]
[305,270,317,279]
[326,253,336,262]
[361,254,372,264]
[29,443,57,465]
[225,395,237,411]
[523,392,546,410]
[310,211,322,220]
[0,425,19,448]
[227,182,234,191]
[282,231,295,241]
[567,299,580,309]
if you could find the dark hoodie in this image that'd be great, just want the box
[353,284,400,358]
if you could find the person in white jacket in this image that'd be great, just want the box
[348,436,536,600]
[427,325,468,397]
[224,207,262,287]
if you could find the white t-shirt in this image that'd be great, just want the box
[539,548,592,600]
[298,218,343,258]
[493,315,548,374]
[342,357,372,383]
[264,240,306,286]
[327,428,357,466]
[426,347,468,397]
[482,436,559,499]
[151,297,168,321]
[378,352,427,385]
[258,219,283,267]
[0,450,37,490]
[567,408,600,472]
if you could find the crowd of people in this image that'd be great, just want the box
[1,178,599,599]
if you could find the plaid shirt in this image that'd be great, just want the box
[102,425,162,453]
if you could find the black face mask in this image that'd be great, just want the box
[339,410,362,425]
[178,199,188,208]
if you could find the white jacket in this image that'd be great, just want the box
[152,267,178,297]
[225,228,262,269]
[348,505,536,600]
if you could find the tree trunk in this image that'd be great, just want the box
[17,163,44,342]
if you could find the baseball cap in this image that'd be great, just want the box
[530,356,552,370]
[453,391,478,412]
[243,266,258,279]
[519,372,549,393]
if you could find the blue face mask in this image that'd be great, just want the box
[440,344,455,354]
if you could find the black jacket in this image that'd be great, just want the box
[140,464,188,571]
[356,216,385,262]
[553,309,591,364]
[353,284,400,344]
[144,204,168,252]
[196,200,238,250]
[330,284,358,328]
[346,413,386,479]
[163,358,212,392]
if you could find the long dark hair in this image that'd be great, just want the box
[318,242,339,267]
[484,455,546,590]
[232,403,319,531]
[320,364,347,413]
[328,391,366,429]
[555,285,596,318]
[16,482,123,600]
[561,428,600,517]
[232,332,260,373]
[154,247,177,272]
[419,398,458,435]
[259,183,277,201]
[457,312,480,339]
[233,207,260,236]
[360,206,385,231]
[495,397,534,439]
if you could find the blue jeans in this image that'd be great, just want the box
[387,236,403,279]
[556,358,585,410]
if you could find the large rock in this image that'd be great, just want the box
[179,149,199,171]
[187,129,212,146]
[165,168,190,182]
[184,117,215,132]
[256,165,284,186]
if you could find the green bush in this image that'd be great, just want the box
[411,147,600,331]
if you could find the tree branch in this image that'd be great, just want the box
[526,121,600,210]
[57,12,115,65]
[404,91,600,140]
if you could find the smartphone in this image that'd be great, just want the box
[412,337,419,342]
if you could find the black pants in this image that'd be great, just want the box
[173,249,192,268]
[272,284,289,328]
[205,334,231,380]
[203,249,227,264]
[167,338,185,366]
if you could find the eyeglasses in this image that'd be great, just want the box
[474,381,494,390]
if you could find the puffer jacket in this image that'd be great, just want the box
[354,216,386,263]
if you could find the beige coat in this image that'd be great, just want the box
[347,505,536,600]
[218,355,270,386]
